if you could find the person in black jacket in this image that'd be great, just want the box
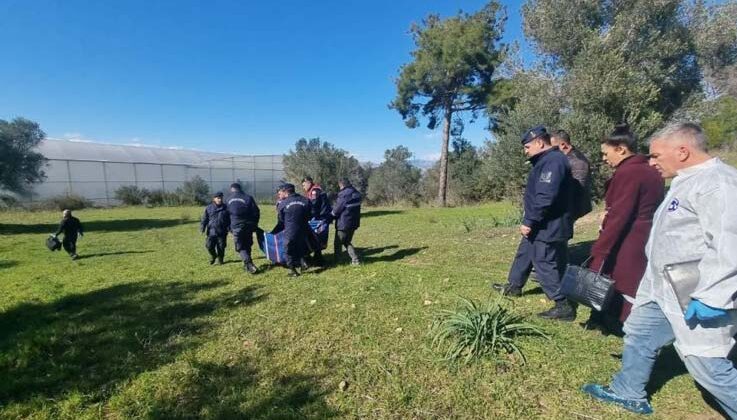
[200,191,230,265]
[331,177,361,265]
[271,183,311,277]
[302,176,331,266]
[54,209,84,260]
[493,125,576,321]
[226,183,260,274]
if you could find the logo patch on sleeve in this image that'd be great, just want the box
[667,198,680,212]
[539,171,552,183]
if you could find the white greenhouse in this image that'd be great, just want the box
[29,139,285,205]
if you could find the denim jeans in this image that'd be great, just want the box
[610,301,737,418]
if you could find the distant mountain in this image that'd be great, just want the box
[409,159,437,170]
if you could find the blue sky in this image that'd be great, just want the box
[0,0,531,162]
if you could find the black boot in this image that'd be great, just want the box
[538,300,576,321]
[209,257,216,265]
[244,261,258,274]
[492,283,522,297]
[300,258,310,271]
[313,251,325,267]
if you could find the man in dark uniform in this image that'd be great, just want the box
[271,183,311,277]
[331,177,361,266]
[302,176,332,265]
[200,191,230,265]
[226,182,260,274]
[493,125,576,321]
[551,129,593,220]
[54,209,84,260]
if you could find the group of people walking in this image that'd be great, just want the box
[44,120,737,417]
[199,177,362,277]
[494,121,737,417]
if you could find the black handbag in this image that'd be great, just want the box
[560,257,615,311]
[46,235,62,251]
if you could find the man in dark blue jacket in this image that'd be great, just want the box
[493,125,576,321]
[226,182,260,274]
[331,177,361,265]
[272,183,311,277]
[200,191,230,265]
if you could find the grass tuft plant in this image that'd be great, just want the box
[430,297,549,365]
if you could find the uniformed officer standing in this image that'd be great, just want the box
[272,183,311,277]
[331,177,361,266]
[302,176,332,266]
[493,125,576,321]
[54,209,84,260]
[226,182,260,274]
[200,191,230,265]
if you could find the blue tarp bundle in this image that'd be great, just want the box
[257,220,329,264]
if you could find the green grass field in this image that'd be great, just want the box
[0,205,725,419]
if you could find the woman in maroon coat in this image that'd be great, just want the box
[587,124,664,332]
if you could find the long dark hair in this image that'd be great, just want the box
[602,123,637,152]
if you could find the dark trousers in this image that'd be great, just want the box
[305,230,323,258]
[232,228,254,263]
[62,237,77,256]
[284,233,306,269]
[205,235,227,262]
[334,229,359,262]
[507,238,567,301]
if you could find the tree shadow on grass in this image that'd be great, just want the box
[361,210,404,218]
[75,250,155,260]
[146,360,339,419]
[0,218,197,235]
[0,279,268,406]
[0,260,17,270]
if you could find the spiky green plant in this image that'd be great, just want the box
[430,297,549,364]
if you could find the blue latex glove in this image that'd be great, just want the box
[684,299,728,322]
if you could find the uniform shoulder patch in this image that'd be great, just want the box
[539,171,553,183]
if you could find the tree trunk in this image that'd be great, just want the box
[437,108,452,207]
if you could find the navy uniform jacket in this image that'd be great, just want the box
[55,216,83,240]
[331,186,361,231]
[200,203,230,237]
[272,193,311,240]
[522,148,574,242]
[226,191,260,231]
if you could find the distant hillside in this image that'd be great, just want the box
[409,159,437,170]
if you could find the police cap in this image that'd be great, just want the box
[521,125,547,145]
[213,191,224,198]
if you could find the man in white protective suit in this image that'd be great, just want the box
[582,122,737,417]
